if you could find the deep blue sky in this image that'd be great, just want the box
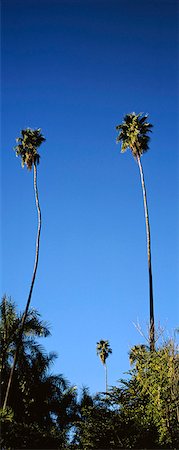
[2,0,178,394]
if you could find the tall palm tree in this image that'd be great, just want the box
[96,340,112,393]
[3,128,45,409]
[116,112,155,351]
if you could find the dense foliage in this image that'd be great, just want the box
[1,297,178,449]
[0,296,77,448]
[72,342,179,449]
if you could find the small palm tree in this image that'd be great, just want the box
[116,112,155,351]
[96,340,112,393]
[3,128,45,409]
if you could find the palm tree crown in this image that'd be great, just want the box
[14,128,45,170]
[116,112,153,157]
[96,340,112,365]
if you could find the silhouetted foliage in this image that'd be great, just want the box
[1,297,178,449]
[72,341,179,449]
[0,297,77,449]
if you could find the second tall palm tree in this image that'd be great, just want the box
[116,113,155,351]
[3,128,45,409]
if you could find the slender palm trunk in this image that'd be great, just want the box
[136,154,155,351]
[0,297,8,377]
[3,163,41,409]
[105,363,108,393]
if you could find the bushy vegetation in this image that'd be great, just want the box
[1,297,178,449]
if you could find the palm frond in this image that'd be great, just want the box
[14,128,45,170]
[116,112,153,157]
[96,340,112,364]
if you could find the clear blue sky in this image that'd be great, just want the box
[2,0,178,394]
